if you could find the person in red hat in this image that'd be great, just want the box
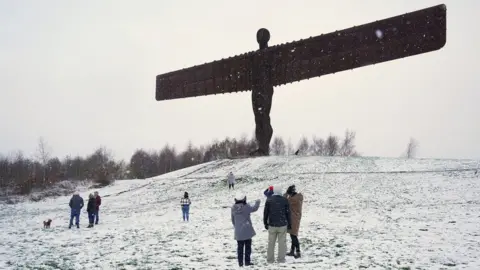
[263,186,274,198]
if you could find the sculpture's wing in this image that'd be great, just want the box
[269,4,446,86]
[155,4,446,101]
[155,52,255,101]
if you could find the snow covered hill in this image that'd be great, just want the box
[0,156,479,269]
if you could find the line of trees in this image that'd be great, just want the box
[0,138,127,196]
[0,130,360,196]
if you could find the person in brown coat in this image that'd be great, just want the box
[284,184,303,258]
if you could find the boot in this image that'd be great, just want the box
[294,252,301,259]
[286,246,295,256]
[87,224,93,228]
[244,254,252,266]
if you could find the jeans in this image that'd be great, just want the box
[69,209,80,227]
[237,239,252,266]
[181,205,190,221]
[94,210,99,224]
[88,211,95,225]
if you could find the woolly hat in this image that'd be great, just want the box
[272,185,283,195]
[287,185,296,195]
[234,193,246,202]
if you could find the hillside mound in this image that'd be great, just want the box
[0,156,478,269]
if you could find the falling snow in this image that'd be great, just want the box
[0,156,479,269]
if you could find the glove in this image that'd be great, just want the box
[287,225,292,230]
[264,224,269,230]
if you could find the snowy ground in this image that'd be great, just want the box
[0,156,479,269]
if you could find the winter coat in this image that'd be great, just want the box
[180,198,191,208]
[95,196,102,211]
[263,187,291,228]
[227,173,236,184]
[231,199,261,241]
[86,198,96,213]
[69,195,84,210]
[284,192,303,236]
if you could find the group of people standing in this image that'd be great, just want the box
[177,172,304,267]
[68,191,102,228]
[231,183,304,267]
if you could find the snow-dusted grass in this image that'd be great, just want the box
[0,156,479,269]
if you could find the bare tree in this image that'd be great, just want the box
[180,141,203,168]
[35,137,51,186]
[339,130,357,157]
[129,149,152,179]
[309,136,325,155]
[1,132,369,198]
[270,136,286,155]
[286,138,294,155]
[405,137,418,158]
[325,134,339,156]
[297,136,310,155]
[86,146,117,185]
[235,134,251,156]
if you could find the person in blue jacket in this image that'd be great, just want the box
[231,194,261,267]
[263,186,274,198]
[69,192,84,229]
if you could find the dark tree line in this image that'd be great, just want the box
[269,130,358,157]
[0,130,359,196]
[129,129,358,179]
[0,144,127,196]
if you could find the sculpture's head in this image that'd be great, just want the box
[256,28,270,49]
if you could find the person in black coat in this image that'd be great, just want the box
[263,186,292,263]
[86,193,96,228]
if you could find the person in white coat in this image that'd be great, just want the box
[227,172,236,190]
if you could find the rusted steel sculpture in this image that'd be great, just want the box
[156,4,447,156]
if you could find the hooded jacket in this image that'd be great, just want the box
[87,197,96,213]
[231,198,261,241]
[227,173,236,184]
[69,193,84,211]
[285,191,303,236]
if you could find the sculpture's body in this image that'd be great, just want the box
[251,28,274,155]
[156,4,447,156]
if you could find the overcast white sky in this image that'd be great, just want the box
[1,0,479,161]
